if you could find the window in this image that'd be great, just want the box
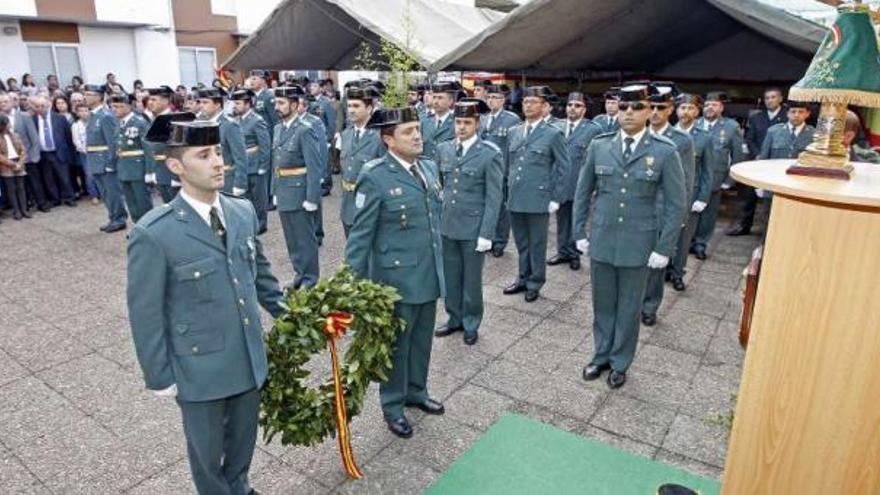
[178,47,217,88]
[26,43,82,86]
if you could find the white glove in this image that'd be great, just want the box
[171,179,182,187]
[691,201,707,213]
[104,167,113,173]
[755,188,767,199]
[232,187,246,197]
[475,237,492,252]
[153,384,177,397]
[647,252,670,269]
[302,201,318,212]
[576,239,589,254]
[548,201,560,214]
[257,169,267,176]
[144,173,157,184]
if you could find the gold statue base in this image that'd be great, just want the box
[785,101,853,180]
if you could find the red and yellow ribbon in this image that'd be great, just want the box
[324,312,363,479]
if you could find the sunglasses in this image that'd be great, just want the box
[650,104,670,111]
[618,101,648,112]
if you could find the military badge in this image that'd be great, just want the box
[125,127,140,139]
[646,156,655,177]
[355,192,366,209]
[389,187,403,197]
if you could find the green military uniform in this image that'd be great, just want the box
[251,73,278,200]
[851,143,880,163]
[300,110,328,244]
[128,117,284,494]
[195,89,249,196]
[339,98,384,236]
[113,100,153,223]
[436,113,503,340]
[144,87,180,203]
[344,108,444,422]
[420,111,454,161]
[234,97,271,233]
[84,86,128,230]
[573,99,687,376]
[272,86,323,289]
[479,89,521,254]
[759,122,815,161]
[593,113,620,134]
[308,93,336,195]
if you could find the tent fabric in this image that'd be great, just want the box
[430,0,827,82]
[223,0,504,71]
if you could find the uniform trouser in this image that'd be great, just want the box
[733,183,758,229]
[245,173,268,233]
[692,189,722,250]
[442,237,485,335]
[278,209,320,288]
[510,212,550,291]
[121,180,153,223]
[177,387,260,495]
[381,300,437,421]
[342,223,351,239]
[644,222,685,316]
[555,201,579,259]
[590,260,650,372]
[493,181,510,249]
[93,172,128,226]
[669,212,700,280]
[315,204,325,243]
[157,184,180,204]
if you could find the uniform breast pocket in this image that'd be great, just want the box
[529,146,550,161]
[173,258,218,302]
[634,170,660,197]
[170,329,226,357]
[595,166,614,191]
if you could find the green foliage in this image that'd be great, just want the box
[260,266,405,447]
[705,393,738,435]
[352,42,378,72]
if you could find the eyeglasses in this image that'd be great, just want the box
[618,101,648,112]
[650,104,670,111]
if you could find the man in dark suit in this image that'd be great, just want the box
[727,87,786,236]
[32,96,77,207]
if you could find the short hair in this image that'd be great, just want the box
[165,146,186,162]
[844,110,861,135]
[764,87,783,97]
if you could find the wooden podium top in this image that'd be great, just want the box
[731,160,880,208]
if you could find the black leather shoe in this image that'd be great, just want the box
[582,363,610,381]
[435,325,463,337]
[64,200,78,207]
[641,313,657,326]
[672,277,686,291]
[463,333,478,345]
[99,224,110,232]
[607,370,627,389]
[664,270,673,282]
[692,246,707,260]
[569,258,581,271]
[524,290,539,303]
[726,224,751,236]
[491,247,504,258]
[657,483,698,495]
[406,398,445,415]
[503,282,527,295]
[386,417,413,438]
[546,254,571,266]
[38,205,51,212]
[104,223,127,233]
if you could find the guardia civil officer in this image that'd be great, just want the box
[144,86,179,203]
[84,84,128,232]
[433,99,503,345]
[573,84,687,389]
[195,88,249,198]
[109,92,152,222]
[338,85,384,236]
[272,86,322,290]
[593,87,621,133]
[420,82,458,161]
[547,92,603,270]
[502,86,570,303]
[344,107,445,439]
[296,90,330,246]
[230,89,271,234]
[127,113,284,494]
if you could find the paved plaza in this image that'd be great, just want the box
[0,190,760,494]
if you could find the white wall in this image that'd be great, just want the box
[94,0,172,27]
[0,21,31,82]
[133,27,180,87]
[0,0,36,17]
[77,26,138,88]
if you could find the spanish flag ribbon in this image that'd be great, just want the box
[324,312,363,479]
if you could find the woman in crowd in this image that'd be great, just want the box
[0,115,30,220]
[20,73,38,97]
[5,77,18,92]
[53,95,74,124]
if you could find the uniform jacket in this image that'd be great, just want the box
[698,116,745,191]
[345,153,444,304]
[11,110,40,164]
[680,125,713,204]
[745,107,787,158]
[420,113,454,161]
[480,109,521,174]
[254,89,277,132]
[309,95,336,143]
[506,119,571,213]
[573,131,687,267]
[215,114,249,190]
[85,107,119,175]
[593,113,620,134]
[561,119,604,201]
[115,113,150,182]
[272,115,323,211]
[339,125,384,226]
[126,194,284,402]
[238,111,271,175]
[144,110,176,186]
[653,125,696,226]
[302,112,329,174]
[0,131,27,177]
[758,123,815,160]
[436,138,504,240]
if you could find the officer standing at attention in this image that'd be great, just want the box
[502,86,570,303]
[128,113,284,495]
[433,99,503,345]
[573,84,686,389]
[480,84,521,258]
[230,89,271,234]
[669,93,712,292]
[690,91,744,260]
[408,83,428,119]
[547,92,602,271]
[273,86,322,290]
[195,88,249,198]
[593,88,622,133]
[345,107,445,439]
[758,100,815,163]
[339,85,384,237]
[248,70,277,205]
[297,91,330,246]
[640,82,695,327]
[84,84,128,232]
[110,93,153,223]
[308,80,336,196]
[472,79,493,101]
[144,86,179,203]
[420,82,458,161]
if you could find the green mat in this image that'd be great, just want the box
[427,413,721,495]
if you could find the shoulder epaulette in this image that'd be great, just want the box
[138,203,175,227]
[480,140,501,153]
[594,131,616,140]
[650,133,676,147]
[362,157,385,173]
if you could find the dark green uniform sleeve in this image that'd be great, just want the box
[102,113,119,171]
[695,139,713,204]
[300,125,324,205]
[344,173,381,277]
[479,148,504,240]
[757,130,773,160]
[655,152,687,257]
[248,201,284,317]
[255,118,271,174]
[138,118,153,175]
[572,140,598,240]
[679,137,696,202]
[550,130,571,204]
[730,122,746,164]
[227,121,249,190]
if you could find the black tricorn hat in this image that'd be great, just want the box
[346,86,380,102]
[249,69,271,79]
[454,98,490,118]
[230,89,255,101]
[486,84,510,95]
[83,84,106,94]
[705,91,730,103]
[675,93,703,107]
[603,86,621,100]
[274,85,306,100]
[366,107,420,129]
[145,112,220,147]
[195,88,226,101]
[145,85,174,98]
[649,81,679,103]
[523,85,556,101]
[618,84,653,102]
[107,93,136,105]
[567,92,587,103]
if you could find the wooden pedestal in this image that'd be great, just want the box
[722,160,880,494]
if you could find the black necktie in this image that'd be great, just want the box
[526,124,533,138]
[410,162,426,190]
[355,129,362,145]
[566,122,572,138]
[456,142,464,158]
[210,206,226,247]
[624,137,634,160]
